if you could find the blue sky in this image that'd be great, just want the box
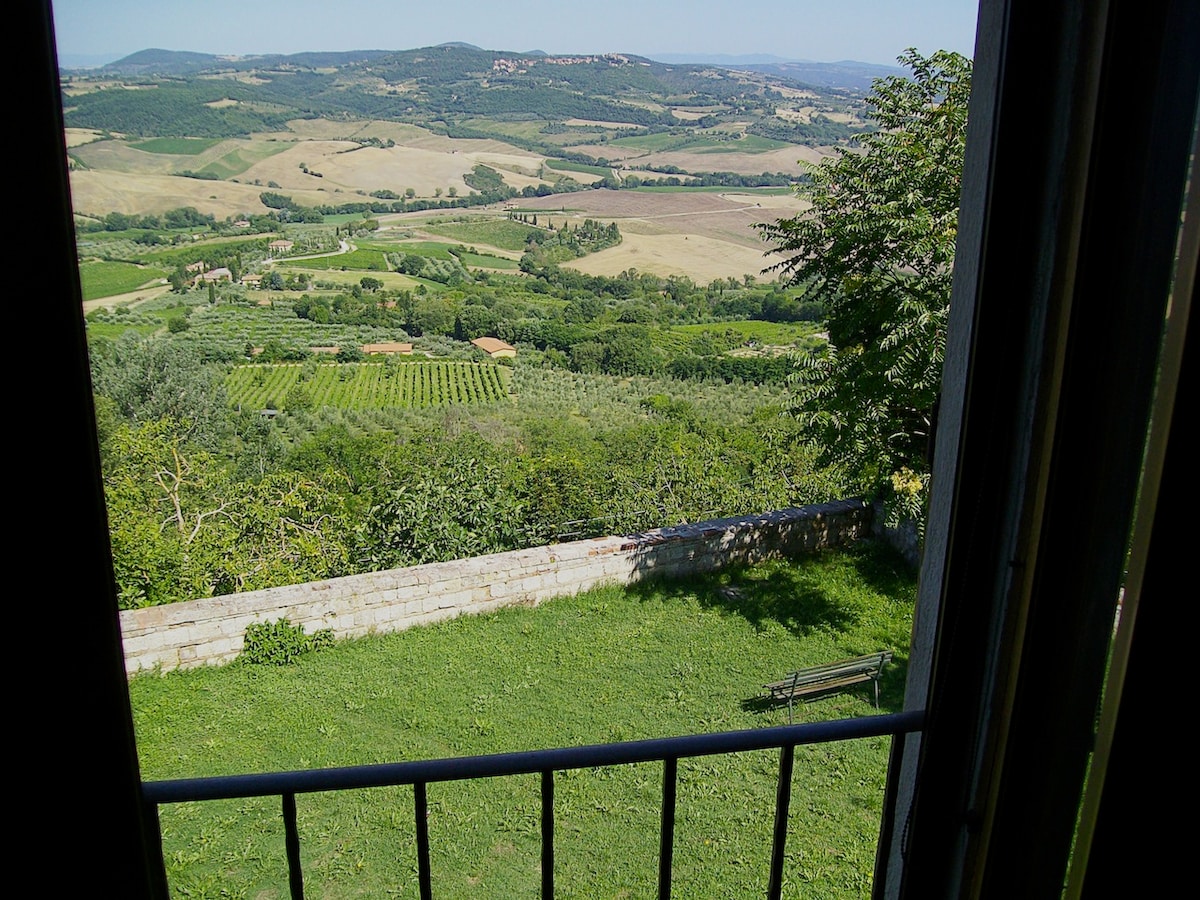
[50,0,979,69]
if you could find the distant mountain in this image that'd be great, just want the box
[647,55,905,91]
[60,43,877,151]
[97,48,227,76]
[85,47,395,76]
[649,53,802,66]
[74,46,901,93]
[729,60,907,93]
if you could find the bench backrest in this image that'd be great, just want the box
[783,651,893,687]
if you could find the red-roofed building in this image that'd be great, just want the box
[362,342,413,355]
[470,336,517,358]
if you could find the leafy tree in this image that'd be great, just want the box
[409,296,456,336]
[230,408,285,481]
[757,48,972,534]
[259,191,293,210]
[101,417,213,607]
[168,265,189,293]
[88,333,229,451]
[359,431,529,567]
[454,304,497,340]
[285,384,313,413]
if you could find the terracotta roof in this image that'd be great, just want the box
[471,337,516,354]
[362,342,413,354]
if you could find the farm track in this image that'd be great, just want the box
[82,282,171,313]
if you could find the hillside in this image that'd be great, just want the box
[61,42,869,281]
[61,44,871,164]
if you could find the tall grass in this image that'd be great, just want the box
[130,543,915,899]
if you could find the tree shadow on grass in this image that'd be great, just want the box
[627,537,915,639]
[623,539,917,716]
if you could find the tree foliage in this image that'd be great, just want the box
[88,333,230,451]
[756,48,972,531]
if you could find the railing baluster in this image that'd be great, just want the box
[542,770,555,899]
[142,712,925,900]
[767,744,795,900]
[282,792,304,899]
[659,756,678,900]
[415,781,432,900]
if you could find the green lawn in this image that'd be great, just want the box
[671,320,824,344]
[288,248,389,271]
[697,134,794,153]
[422,219,542,253]
[78,259,171,300]
[460,250,519,269]
[545,158,613,177]
[129,137,222,155]
[130,542,915,899]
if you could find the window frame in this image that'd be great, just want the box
[881,1,1198,896]
[28,1,1197,896]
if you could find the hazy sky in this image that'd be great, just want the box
[50,0,980,69]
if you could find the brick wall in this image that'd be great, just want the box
[119,500,872,676]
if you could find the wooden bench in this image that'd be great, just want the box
[764,651,894,722]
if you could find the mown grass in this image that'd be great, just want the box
[78,259,171,300]
[288,248,389,271]
[130,542,915,899]
[461,250,520,269]
[612,132,793,155]
[545,158,613,177]
[697,134,794,153]
[85,300,190,339]
[671,320,825,344]
[454,117,611,147]
[390,241,461,259]
[191,142,291,179]
[609,132,696,152]
[129,137,222,155]
[422,219,542,253]
[633,184,796,195]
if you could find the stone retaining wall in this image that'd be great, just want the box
[119,499,872,676]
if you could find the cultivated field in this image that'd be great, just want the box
[226,360,512,411]
[67,120,554,220]
[513,189,812,281]
[66,117,816,281]
[583,142,835,175]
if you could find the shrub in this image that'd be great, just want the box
[241,618,334,666]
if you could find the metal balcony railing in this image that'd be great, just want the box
[141,709,924,900]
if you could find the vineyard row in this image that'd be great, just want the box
[226,361,511,411]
